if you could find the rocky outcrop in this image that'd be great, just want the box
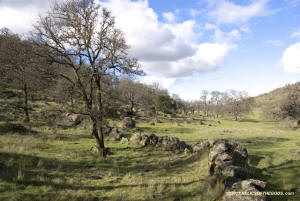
[130,133,190,153]
[109,131,269,201]
[101,126,123,141]
[193,139,269,201]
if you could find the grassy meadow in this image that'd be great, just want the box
[0,110,300,201]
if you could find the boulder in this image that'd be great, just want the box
[108,128,123,141]
[140,134,150,146]
[90,146,98,154]
[120,137,129,143]
[220,165,247,180]
[149,133,159,145]
[130,133,142,144]
[192,144,203,153]
[122,117,136,128]
[102,125,112,136]
[223,179,269,201]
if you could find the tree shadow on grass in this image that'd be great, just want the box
[228,137,290,149]
[0,122,37,135]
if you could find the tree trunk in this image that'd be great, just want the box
[91,117,106,157]
[23,84,30,122]
[234,115,238,121]
[297,119,300,127]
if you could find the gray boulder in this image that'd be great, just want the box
[223,179,268,201]
[122,117,136,128]
[108,128,123,141]
[120,137,129,143]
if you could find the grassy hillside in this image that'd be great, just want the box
[253,82,300,121]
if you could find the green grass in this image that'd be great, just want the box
[0,115,300,200]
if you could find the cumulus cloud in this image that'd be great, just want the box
[208,0,273,24]
[0,0,59,33]
[101,0,234,80]
[140,75,176,89]
[281,42,300,73]
[189,8,199,17]
[265,40,285,47]
[163,12,176,23]
[204,23,217,30]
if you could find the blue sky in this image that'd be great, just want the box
[1,0,300,100]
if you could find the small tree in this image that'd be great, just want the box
[33,0,141,157]
[227,91,254,121]
[280,87,300,126]
[155,94,175,115]
[118,78,142,116]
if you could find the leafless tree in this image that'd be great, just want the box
[0,28,53,122]
[227,91,254,121]
[32,0,142,157]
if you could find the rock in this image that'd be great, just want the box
[122,117,136,128]
[176,122,181,126]
[208,124,212,126]
[90,176,103,180]
[140,134,150,146]
[238,179,267,191]
[62,113,83,125]
[294,150,300,157]
[184,148,191,154]
[102,125,112,136]
[220,165,247,180]
[120,137,129,143]
[90,146,98,154]
[192,144,203,153]
[223,179,269,201]
[132,127,142,132]
[223,129,232,133]
[130,133,142,144]
[156,119,162,123]
[150,122,155,126]
[207,139,248,181]
[108,128,123,141]
[149,133,159,145]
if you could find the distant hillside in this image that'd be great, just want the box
[253,82,300,120]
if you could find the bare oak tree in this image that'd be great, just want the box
[0,28,52,122]
[33,0,141,157]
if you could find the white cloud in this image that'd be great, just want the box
[281,42,300,73]
[204,23,217,30]
[189,8,199,17]
[265,40,285,47]
[0,0,60,34]
[141,43,235,77]
[290,28,300,39]
[163,12,176,23]
[101,0,234,81]
[214,29,241,43]
[208,0,273,24]
[140,75,176,89]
